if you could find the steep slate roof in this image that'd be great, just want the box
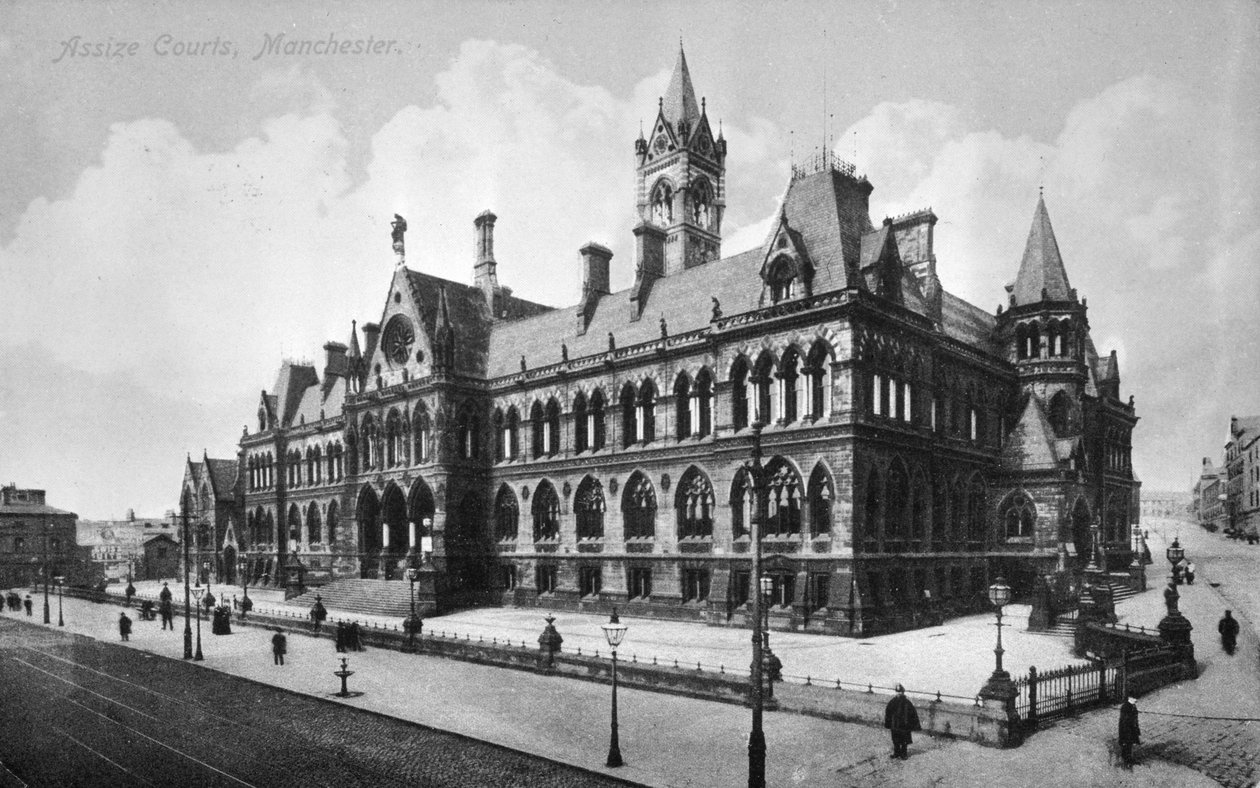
[661,46,700,129]
[1000,396,1061,471]
[205,458,238,501]
[1011,196,1073,306]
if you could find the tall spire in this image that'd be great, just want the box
[1012,194,1073,306]
[661,43,700,132]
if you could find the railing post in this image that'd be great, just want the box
[1027,666,1039,730]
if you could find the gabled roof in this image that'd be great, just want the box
[662,45,700,131]
[1011,196,1073,306]
[1001,396,1061,471]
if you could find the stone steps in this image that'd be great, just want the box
[290,579,414,618]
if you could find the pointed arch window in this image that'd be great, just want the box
[573,393,589,453]
[637,381,657,444]
[808,464,833,536]
[764,459,802,537]
[494,485,519,541]
[414,407,432,464]
[806,341,833,420]
[731,356,751,430]
[1002,491,1036,540]
[674,373,692,440]
[532,482,560,542]
[589,390,606,451]
[676,468,715,539]
[622,473,657,540]
[575,476,606,540]
[620,384,637,448]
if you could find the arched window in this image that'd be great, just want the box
[622,472,657,540]
[589,390,606,451]
[764,458,802,537]
[693,368,713,437]
[493,408,506,461]
[544,398,561,456]
[806,341,833,420]
[768,256,796,303]
[531,400,546,458]
[863,469,882,550]
[674,373,692,439]
[326,502,338,548]
[573,393,589,452]
[414,407,432,464]
[532,481,560,541]
[307,503,322,545]
[778,346,802,423]
[676,467,714,539]
[574,476,605,540]
[1002,491,1036,539]
[620,384,637,448]
[638,380,657,444]
[753,352,775,425]
[731,468,753,538]
[731,356,751,430]
[967,477,988,547]
[494,485,519,541]
[809,464,833,536]
[885,461,910,547]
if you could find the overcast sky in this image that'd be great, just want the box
[1,0,1257,519]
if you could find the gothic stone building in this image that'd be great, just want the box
[235,49,1140,635]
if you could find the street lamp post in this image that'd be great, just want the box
[1166,537,1185,585]
[601,609,629,768]
[979,576,1018,722]
[54,575,65,627]
[405,562,421,651]
[747,423,767,788]
[182,499,193,660]
[191,587,204,661]
[42,517,51,624]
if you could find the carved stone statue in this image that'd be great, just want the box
[391,214,407,256]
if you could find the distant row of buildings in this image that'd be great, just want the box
[0,483,180,589]
[1191,416,1260,537]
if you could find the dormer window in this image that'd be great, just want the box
[768,256,796,303]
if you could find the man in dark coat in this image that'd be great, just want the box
[1218,610,1240,655]
[1118,696,1140,766]
[883,684,921,759]
[272,629,287,665]
[118,611,132,641]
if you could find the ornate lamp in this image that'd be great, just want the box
[600,610,629,767]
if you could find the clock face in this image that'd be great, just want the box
[382,316,415,366]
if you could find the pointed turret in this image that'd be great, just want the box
[662,44,700,138]
[1011,195,1073,306]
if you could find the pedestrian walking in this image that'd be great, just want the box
[1184,561,1196,585]
[883,684,921,760]
[272,629,287,665]
[1118,696,1140,766]
[310,596,328,633]
[159,599,174,630]
[1218,610,1240,655]
[23,594,33,616]
[118,611,132,641]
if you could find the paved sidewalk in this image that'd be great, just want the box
[3,583,1222,787]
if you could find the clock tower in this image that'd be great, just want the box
[635,45,726,275]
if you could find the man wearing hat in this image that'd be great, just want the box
[883,684,921,759]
